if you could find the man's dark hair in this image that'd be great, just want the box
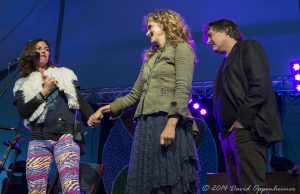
[204,19,243,41]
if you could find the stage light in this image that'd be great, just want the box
[200,108,207,116]
[193,103,200,110]
[296,85,300,92]
[188,97,209,118]
[295,74,300,81]
[290,60,300,92]
[290,61,300,74]
[292,62,300,71]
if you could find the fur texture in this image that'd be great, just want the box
[13,67,79,122]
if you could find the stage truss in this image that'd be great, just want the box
[80,76,297,105]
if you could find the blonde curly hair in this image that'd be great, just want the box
[143,9,195,61]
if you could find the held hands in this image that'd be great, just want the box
[87,105,111,128]
[160,117,178,146]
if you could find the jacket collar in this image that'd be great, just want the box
[224,41,240,69]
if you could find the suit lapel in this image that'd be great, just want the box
[223,41,240,71]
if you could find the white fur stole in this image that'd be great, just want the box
[13,67,79,122]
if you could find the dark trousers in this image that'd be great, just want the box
[219,128,268,194]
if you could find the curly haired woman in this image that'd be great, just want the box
[88,10,200,194]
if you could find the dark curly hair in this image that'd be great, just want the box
[18,38,53,78]
[203,19,243,42]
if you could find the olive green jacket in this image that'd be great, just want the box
[110,42,198,133]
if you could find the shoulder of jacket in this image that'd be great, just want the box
[173,41,194,53]
[240,39,261,47]
[239,40,265,55]
[171,41,188,48]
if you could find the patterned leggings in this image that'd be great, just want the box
[26,134,80,194]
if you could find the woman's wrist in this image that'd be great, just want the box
[103,105,111,113]
[37,92,47,101]
[41,88,50,97]
[167,116,179,126]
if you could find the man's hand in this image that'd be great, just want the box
[228,120,245,132]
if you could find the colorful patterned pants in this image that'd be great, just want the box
[26,134,80,194]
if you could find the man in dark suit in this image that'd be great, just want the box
[203,19,283,193]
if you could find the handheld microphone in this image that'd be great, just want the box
[19,51,40,61]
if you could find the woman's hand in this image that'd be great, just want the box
[87,105,111,128]
[41,71,57,97]
[160,116,178,146]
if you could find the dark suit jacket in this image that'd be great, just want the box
[214,40,283,143]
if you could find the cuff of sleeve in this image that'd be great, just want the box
[110,99,124,118]
[168,101,178,115]
[37,92,47,102]
[168,101,193,120]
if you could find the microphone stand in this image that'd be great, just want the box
[0,59,18,82]
[0,58,19,98]
[0,59,19,139]
[1,54,40,98]
[0,59,22,194]
[0,134,22,194]
[0,73,18,97]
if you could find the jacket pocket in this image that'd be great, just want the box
[160,87,175,95]
[159,72,175,96]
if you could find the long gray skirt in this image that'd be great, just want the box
[126,113,199,194]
